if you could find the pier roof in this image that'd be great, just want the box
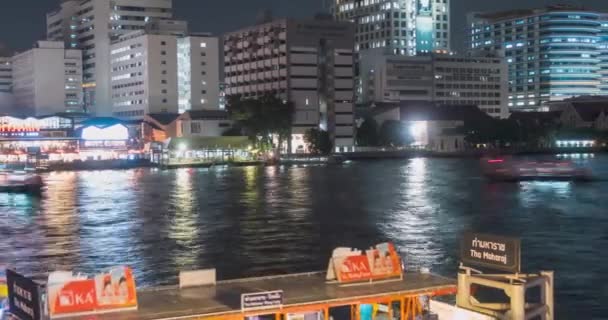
[65,271,456,320]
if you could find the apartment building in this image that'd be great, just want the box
[11,41,83,116]
[224,16,356,150]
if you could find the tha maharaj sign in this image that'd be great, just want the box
[461,232,521,273]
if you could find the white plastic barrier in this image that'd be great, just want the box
[179,268,216,288]
[430,300,495,320]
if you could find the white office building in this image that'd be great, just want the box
[468,5,608,110]
[10,41,83,116]
[110,23,220,119]
[224,17,356,151]
[331,0,450,55]
[177,35,220,113]
[47,0,174,115]
[360,49,509,118]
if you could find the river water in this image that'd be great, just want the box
[1,155,607,318]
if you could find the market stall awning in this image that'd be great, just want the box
[165,136,250,150]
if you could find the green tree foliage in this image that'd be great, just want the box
[226,94,294,151]
[378,120,413,146]
[356,117,379,146]
[304,128,333,155]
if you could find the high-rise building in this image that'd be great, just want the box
[223,17,356,151]
[46,0,173,115]
[468,5,608,111]
[0,56,14,113]
[177,35,220,113]
[110,20,220,119]
[331,0,450,55]
[360,49,509,118]
[11,41,83,116]
[0,57,11,95]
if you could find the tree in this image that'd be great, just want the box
[378,120,413,147]
[304,128,333,155]
[356,117,379,146]
[226,94,294,152]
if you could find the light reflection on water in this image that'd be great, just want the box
[0,157,607,318]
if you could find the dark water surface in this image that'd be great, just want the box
[1,156,607,318]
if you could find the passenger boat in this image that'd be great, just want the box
[481,157,593,182]
[0,170,44,193]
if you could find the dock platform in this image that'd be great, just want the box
[64,271,456,320]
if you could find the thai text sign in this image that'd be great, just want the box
[241,290,283,311]
[328,242,402,283]
[461,233,521,273]
[48,266,138,318]
[6,269,43,320]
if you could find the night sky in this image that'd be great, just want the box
[1,0,608,53]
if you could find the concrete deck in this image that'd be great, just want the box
[66,272,456,320]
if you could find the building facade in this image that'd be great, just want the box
[177,35,220,113]
[0,56,13,113]
[110,24,220,119]
[360,50,509,118]
[331,0,450,55]
[11,41,83,116]
[468,5,608,111]
[0,57,11,95]
[224,17,356,150]
[47,0,174,115]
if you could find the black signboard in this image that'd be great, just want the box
[461,232,521,273]
[6,269,43,320]
[241,290,284,311]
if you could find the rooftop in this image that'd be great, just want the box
[471,5,599,22]
[571,102,608,122]
[147,113,180,126]
[371,102,492,122]
[182,110,230,120]
[66,271,455,320]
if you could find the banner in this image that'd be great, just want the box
[461,232,521,273]
[6,269,44,320]
[241,290,283,311]
[48,266,137,318]
[327,243,402,283]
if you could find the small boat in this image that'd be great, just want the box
[0,171,44,193]
[481,157,593,182]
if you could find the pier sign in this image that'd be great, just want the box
[241,290,283,311]
[6,269,44,320]
[460,233,521,273]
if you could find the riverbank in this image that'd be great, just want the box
[338,147,607,160]
[6,147,605,172]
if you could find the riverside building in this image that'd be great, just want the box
[11,41,83,116]
[109,20,220,119]
[360,49,509,118]
[468,5,608,111]
[223,16,356,151]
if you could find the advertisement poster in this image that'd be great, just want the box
[328,243,402,283]
[48,266,137,318]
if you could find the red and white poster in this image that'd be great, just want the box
[327,243,402,283]
[47,266,137,318]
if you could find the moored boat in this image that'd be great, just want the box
[0,170,44,193]
[481,156,593,182]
